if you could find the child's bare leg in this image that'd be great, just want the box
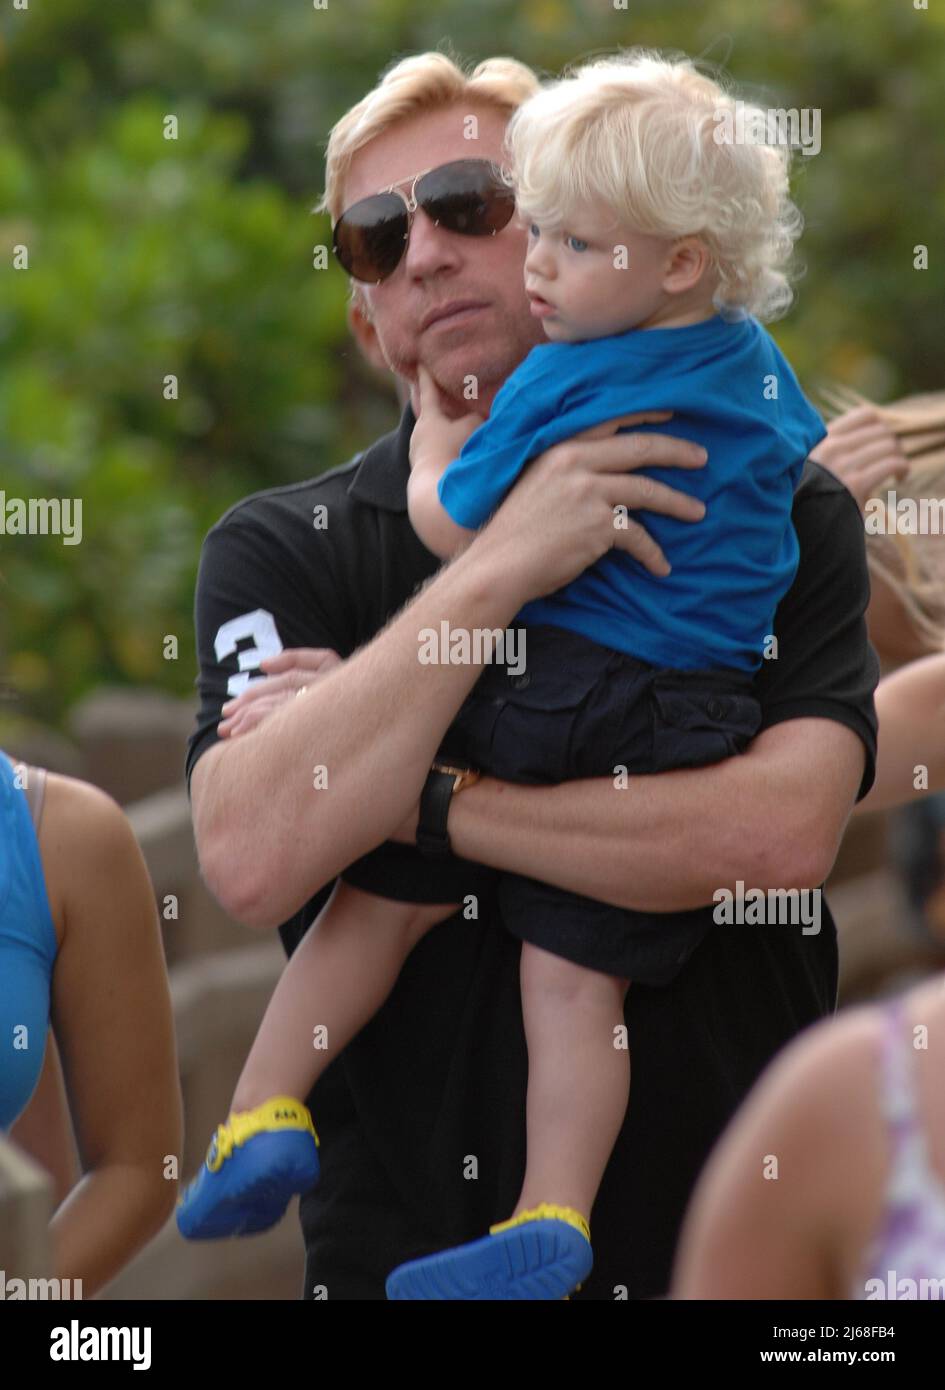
[511,940,630,1224]
[231,879,458,1111]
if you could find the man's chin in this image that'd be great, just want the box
[420,333,534,396]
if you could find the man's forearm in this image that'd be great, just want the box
[195,539,526,928]
[448,719,866,912]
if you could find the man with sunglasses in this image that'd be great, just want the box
[186,52,878,1300]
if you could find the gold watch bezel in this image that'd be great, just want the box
[431,762,481,794]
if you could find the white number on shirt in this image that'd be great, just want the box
[214,608,284,697]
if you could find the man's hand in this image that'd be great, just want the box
[468,409,709,606]
[809,405,908,514]
[218,647,343,738]
[409,363,485,473]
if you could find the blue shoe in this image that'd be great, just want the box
[176,1096,320,1240]
[386,1203,592,1300]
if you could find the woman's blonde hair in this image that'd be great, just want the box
[822,384,945,652]
[504,49,803,322]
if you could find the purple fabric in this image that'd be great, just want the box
[854,998,945,1299]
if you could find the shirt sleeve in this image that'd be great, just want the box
[437,350,570,529]
[185,513,348,792]
[753,467,880,801]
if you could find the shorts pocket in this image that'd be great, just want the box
[650,675,761,771]
[484,640,618,784]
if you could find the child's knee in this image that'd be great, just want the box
[522,941,624,1004]
[521,940,575,990]
[335,880,456,939]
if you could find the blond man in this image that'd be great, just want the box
[186,50,877,1299]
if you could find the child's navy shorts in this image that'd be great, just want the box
[342,623,761,986]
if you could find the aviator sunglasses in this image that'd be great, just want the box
[332,158,517,284]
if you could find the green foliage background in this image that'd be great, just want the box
[1,0,943,729]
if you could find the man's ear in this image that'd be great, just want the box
[347,294,391,375]
[663,238,712,296]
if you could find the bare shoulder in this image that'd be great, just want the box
[673,1004,890,1297]
[694,1004,887,1198]
[768,1003,885,1102]
[41,771,131,861]
[38,774,138,946]
[756,1005,887,1160]
[768,983,945,1135]
[759,1004,894,1277]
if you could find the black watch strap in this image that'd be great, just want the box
[416,766,457,857]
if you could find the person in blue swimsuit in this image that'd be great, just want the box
[176,51,828,1299]
[0,752,58,1131]
[1,749,182,1296]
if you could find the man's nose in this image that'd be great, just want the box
[402,207,464,277]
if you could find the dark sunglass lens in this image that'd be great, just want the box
[334,193,408,281]
[420,161,516,236]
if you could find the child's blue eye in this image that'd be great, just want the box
[528,223,540,238]
[566,235,589,252]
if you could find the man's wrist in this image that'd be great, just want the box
[443,772,494,863]
[454,523,533,615]
[416,763,481,856]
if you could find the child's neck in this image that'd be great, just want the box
[637,298,717,331]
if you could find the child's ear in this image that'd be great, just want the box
[663,238,711,296]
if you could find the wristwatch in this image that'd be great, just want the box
[416,762,481,857]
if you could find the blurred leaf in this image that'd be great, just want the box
[0,0,942,725]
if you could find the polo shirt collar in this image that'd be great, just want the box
[346,400,415,513]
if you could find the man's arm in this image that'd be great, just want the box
[445,469,878,911]
[193,545,521,927]
[448,719,863,912]
[192,418,708,929]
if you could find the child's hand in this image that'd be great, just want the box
[218,647,343,738]
[409,363,485,472]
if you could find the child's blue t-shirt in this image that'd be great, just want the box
[437,313,827,672]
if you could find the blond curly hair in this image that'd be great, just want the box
[504,49,804,322]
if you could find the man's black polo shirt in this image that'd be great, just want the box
[187,401,879,1300]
